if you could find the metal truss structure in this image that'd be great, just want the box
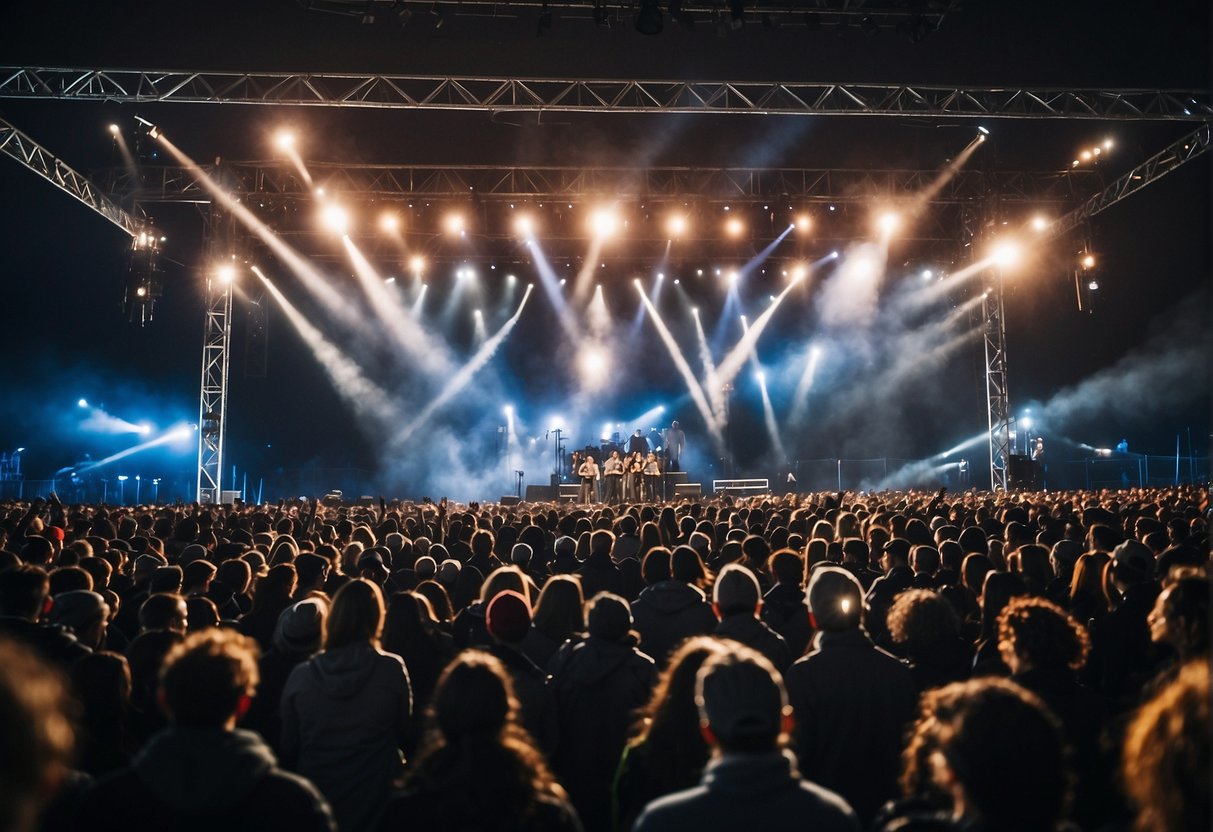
[2,67,1210,120]
[0,116,144,237]
[1051,123,1212,238]
[304,0,959,31]
[196,204,239,505]
[99,162,1097,206]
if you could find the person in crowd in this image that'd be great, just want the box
[785,566,917,827]
[972,570,1026,676]
[381,591,455,731]
[887,588,971,690]
[0,637,74,832]
[632,648,860,832]
[70,651,133,778]
[376,651,582,832]
[631,547,717,668]
[712,563,791,672]
[551,592,656,832]
[483,589,559,756]
[1086,539,1165,707]
[280,578,412,832]
[865,539,914,644]
[80,628,335,832]
[580,529,624,599]
[526,574,585,669]
[884,677,1072,832]
[614,637,730,832]
[238,564,298,653]
[0,565,91,669]
[761,549,813,660]
[1146,569,1209,674]
[1121,660,1209,832]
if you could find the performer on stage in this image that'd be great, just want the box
[627,429,649,457]
[663,420,686,472]
[624,452,642,502]
[643,452,662,502]
[578,454,600,504]
[603,451,624,505]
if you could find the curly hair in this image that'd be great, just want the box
[900,677,1071,830]
[887,588,961,648]
[998,596,1090,672]
[1123,660,1210,832]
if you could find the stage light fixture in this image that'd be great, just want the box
[444,213,465,235]
[514,214,535,235]
[217,265,238,284]
[108,123,119,135]
[78,398,89,408]
[1081,253,1096,269]
[409,255,426,273]
[876,212,901,235]
[990,240,1022,268]
[1103,138,1114,150]
[275,131,296,151]
[667,214,688,237]
[379,212,400,232]
[796,214,812,233]
[725,217,745,238]
[321,204,349,235]
[590,208,619,238]
[977,125,990,136]
[921,269,934,280]
[1031,215,1049,232]
[1088,279,1099,291]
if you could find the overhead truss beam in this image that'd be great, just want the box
[2,67,1209,120]
[1050,123,1211,237]
[0,115,143,236]
[101,162,1097,205]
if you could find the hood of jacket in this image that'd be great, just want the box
[637,580,706,614]
[307,643,383,700]
[135,726,274,812]
[564,635,646,686]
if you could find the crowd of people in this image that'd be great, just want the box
[0,485,1208,832]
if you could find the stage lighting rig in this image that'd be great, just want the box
[124,230,164,326]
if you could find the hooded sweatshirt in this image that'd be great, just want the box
[281,643,412,832]
[80,726,334,832]
[630,580,717,666]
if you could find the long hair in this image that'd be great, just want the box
[324,578,384,650]
[406,652,562,827]
[532,575,584,644]
[630,636,728,770]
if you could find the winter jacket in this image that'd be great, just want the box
[632,750,860,832]
[785,628,917,826]
[714,614,792,672]
[280,643,412,832]
[761,582,814,661]
[630,580,717,667]
[78,726,335,832]
[551,636,657,832]
[485,643,560,756]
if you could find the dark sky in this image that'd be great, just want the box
[0,0,1208,497]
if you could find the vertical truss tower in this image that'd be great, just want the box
[196,203,236,504]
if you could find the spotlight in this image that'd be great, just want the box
[590,208,619,238]
[503,404,514,417]
[217,265,238,284]
[666,214,688,237]
[876,212,901,235]
[444,213,465,235]
[514,214,535,235]
[379,212,400,232]
[321,204,349,235]
[1088,279,1100,291]
[725,217,744,238]
[108,123,119,135]
[1031,215,1049,233]
[1080,253,1096,269]
[409,255,426,273]
[830,250,840,258]
[1080,150,1092,162]
[275,131,296,151]
[977,125,990,136]
[1103,138,1114,150]
[990,240,1021,268]
[78,398,89,408]
[921,269,934,280]
[795,214,812,233]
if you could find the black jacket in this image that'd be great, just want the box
[485,643,560,756]
[785,629,917,826]
[714,614,792,673]
[77,726,334,832]
[633,750,860,832]
[630,580,717,667]
[761,582,814,662]
[865,566,914,643]
[551,636,656,832]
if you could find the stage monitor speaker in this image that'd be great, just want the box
[673,482,702,497]
[525,485,555,502]
[1007,455,1034,490]
[499,495,521,506]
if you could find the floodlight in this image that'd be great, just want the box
[796,214,812,232]
[590,208,619,238]
[379,212,400,232]
[1031,215,1049,232]
[876,212,901,235]
[444,213,465,235]
[1081,253,1096,269]
[321,205,349,235]
[218,265,238,284]
[409,255,426,273]
[990,240,1021,268]
[275,131,296,151]
[667,213,688,237]
[725,217,744,238]
[108,124,120,135]
[514,214,535,235]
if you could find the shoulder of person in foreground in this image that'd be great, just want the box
[631,775,860,832]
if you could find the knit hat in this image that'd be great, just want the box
[485,590,532,644]
[44,526,65,543]
[50,590,109,633]
[697,649,786,747]
[273,598,327,656]
[587,592,632,642]
[712,563,760,614]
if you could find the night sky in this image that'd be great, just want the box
[0,0,1208,500]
